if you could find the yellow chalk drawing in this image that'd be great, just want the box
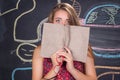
[98,72,120,80]
[87,12,98,23]
[13,0,37,43]
[96,66,120,70]
[101,7,119,25]
[57,0,61,3]
[0,0,21,16]
[72,0,81,17]
[16,43,37,62]
[95,66,120,80]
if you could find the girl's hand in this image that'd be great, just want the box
[51,49,64,67]
[58,47,75,72]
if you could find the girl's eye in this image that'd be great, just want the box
[56,19,61,23]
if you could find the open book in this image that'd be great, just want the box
[40,23,90,63]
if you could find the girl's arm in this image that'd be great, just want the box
[69,55,97,80]
[32,46,43,80]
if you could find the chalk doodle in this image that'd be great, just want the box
[0,0,20,16]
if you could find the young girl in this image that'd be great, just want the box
[32,3,97,80]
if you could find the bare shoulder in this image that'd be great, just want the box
[34,45,41,52]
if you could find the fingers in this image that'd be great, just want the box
[64,47,71,54]
[57,51,72,60]
[54,47,73,62]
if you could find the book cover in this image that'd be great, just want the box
[40,23,90,63]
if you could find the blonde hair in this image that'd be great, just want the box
[88,44,94,59]
[48,3,80,26]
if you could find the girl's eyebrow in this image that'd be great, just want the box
[54,17,62,20]
[55,17,69,20]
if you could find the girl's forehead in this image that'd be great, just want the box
[54,10,69,19]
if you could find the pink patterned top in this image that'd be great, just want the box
[43,58,85,80]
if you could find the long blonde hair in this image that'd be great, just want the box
[48,3,80,26]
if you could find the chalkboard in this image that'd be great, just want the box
[0,0,120,80]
